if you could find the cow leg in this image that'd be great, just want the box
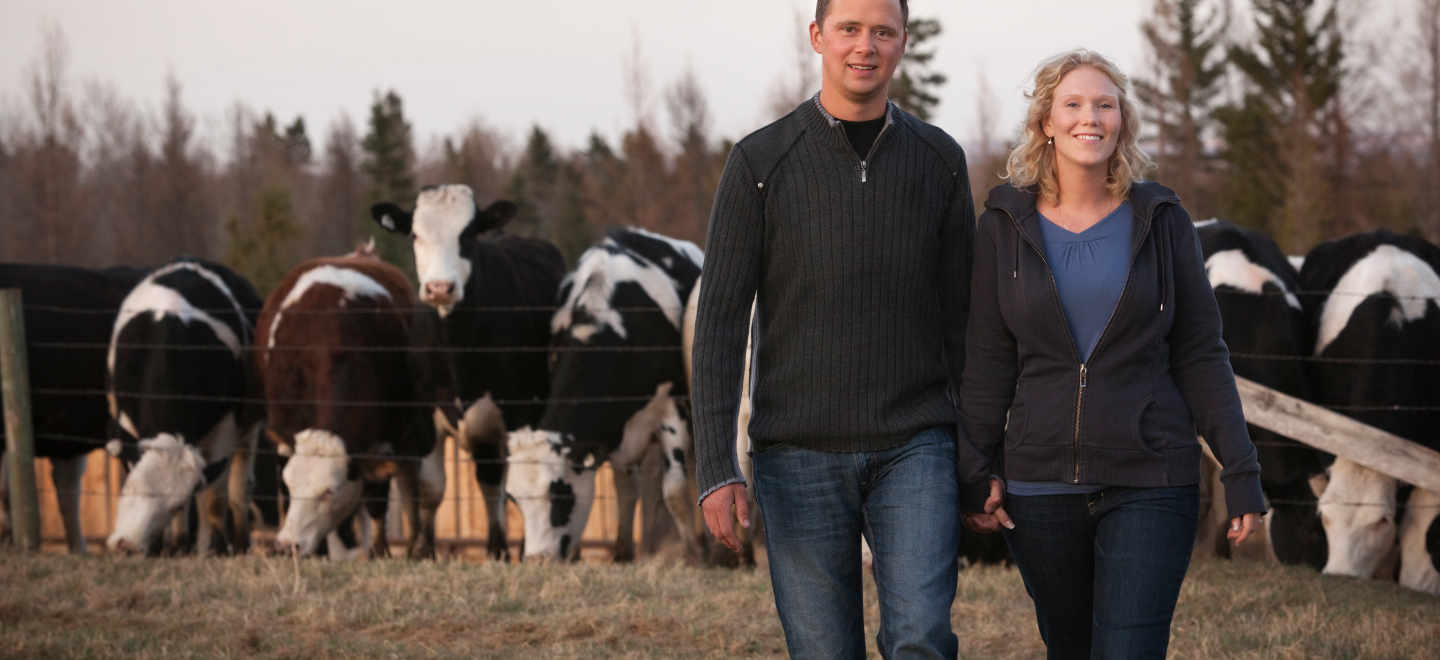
[0,452,10,544]
[396,447,443,560]
[49,454,89,555]
[612,461,640,563]
[1399,488,1440,595]
[194,477,229,556]
[363,479,391,559]
[461,396,509,561]
[227,423,261,554]
[656,406,706,563]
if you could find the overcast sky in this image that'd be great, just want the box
[1,0,1153,156]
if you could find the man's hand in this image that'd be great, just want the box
[961,477,1014,534]
[701,483,751,553]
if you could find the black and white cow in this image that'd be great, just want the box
[1195,219,1329,568]
[103,258,263,556]
[256,254,445,559]
[1298,230,1440,592]
[1,263,148,554]
[507,227,703,561]
[372,184,565,560]
[680,276,757,567]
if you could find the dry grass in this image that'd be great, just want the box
[1,549,1436,659]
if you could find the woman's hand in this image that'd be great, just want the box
[1227,512,1262,545]
[961,477,1015,534]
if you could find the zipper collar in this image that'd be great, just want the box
[809,93,898,182]
[986,182,1180,276]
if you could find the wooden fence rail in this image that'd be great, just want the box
[1235,376,1440,493]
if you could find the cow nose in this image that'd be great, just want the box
[111,538,136,554]
[424,281,455,300]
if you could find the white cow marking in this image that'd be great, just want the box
[1205,249,1302,310]
[412,184,478,317]
[551,241,686,340]
[268,266,392,358]
[108,261,248,372]
[1319,459,1397,579]
[1315,245,1440,355]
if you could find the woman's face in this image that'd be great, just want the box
[1043,65,1123,174]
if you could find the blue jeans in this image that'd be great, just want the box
[1002,485,1199,660]
[752,427,960,660]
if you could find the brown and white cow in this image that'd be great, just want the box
[256,254,445,558]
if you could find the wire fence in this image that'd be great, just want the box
[6,288,1440,549]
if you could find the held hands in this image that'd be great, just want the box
[701,482,751,554]
[961,477,1015,534]
[1228,512,1261,545]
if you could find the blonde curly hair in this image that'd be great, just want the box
[1003,49,1154,205]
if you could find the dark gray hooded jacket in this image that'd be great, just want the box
[957,181,1266,519]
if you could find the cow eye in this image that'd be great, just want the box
[319,488,332,502]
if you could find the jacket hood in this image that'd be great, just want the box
[984,181,1181,222]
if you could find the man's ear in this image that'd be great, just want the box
[371,203,413,234]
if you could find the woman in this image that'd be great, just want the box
[956,49,1266,659]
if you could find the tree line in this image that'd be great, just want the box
[1,2,1436,296]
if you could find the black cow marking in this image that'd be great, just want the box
[1427,515,1440,573]
[548,479,576,528]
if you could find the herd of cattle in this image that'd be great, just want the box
[0,185,1437,596]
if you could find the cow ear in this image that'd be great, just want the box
[474,200,518,232]
[371,203,413,234]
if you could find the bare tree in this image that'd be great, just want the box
[767,10,820,119]
[666,65,721,243]
[19,22,84,262]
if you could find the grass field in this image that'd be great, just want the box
[1,549,1436,659]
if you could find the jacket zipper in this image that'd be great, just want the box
[1074,364,1087,482]
[857,121,890,183]
[996,203,1161,483]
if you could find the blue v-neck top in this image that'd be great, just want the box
[1008,202,1133,497]
[1040,202,1134,362]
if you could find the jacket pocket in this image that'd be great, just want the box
[1132,397,1166,457]
[1004,404,1028,451]
[1138,384,1196,456]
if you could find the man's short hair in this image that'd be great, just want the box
[815,0,909,30]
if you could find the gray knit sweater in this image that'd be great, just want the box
[692,96,975,500]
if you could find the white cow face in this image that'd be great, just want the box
[107,434,206,554]
[369,184,517,317]
[507,428,595,561]
[276,430,364,556]
[1319,459,1397,579]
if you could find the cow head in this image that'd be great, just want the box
[370,184,518,317]
[106,434,208,555]
[275,430,365,556]
[1319,459,1397,579]
[506,428,596,562]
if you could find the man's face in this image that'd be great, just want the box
[810,0,906,109]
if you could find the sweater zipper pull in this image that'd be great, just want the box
[859,160,868,183]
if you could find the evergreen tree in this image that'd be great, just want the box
[1216,0,1344,251]
[224,186,301,295]
[889,18,947,121]
[284,116,312,168]
[505,125,560,239]
[1134,0,1230,219]
[361,89,417,276]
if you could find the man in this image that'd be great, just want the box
[692,0,974,657]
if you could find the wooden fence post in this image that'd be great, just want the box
[1,288,41,551]
[1235,376,1440,493]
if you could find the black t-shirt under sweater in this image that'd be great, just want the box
[841,116,886,158]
